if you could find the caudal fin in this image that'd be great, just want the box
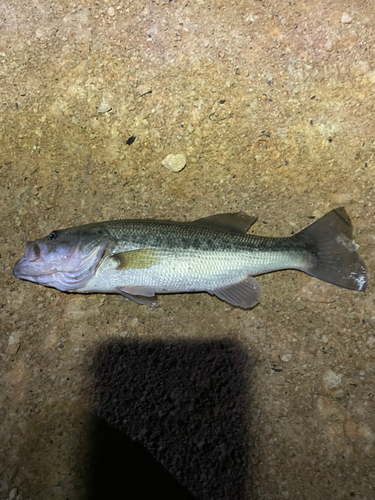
[293,207,368,291]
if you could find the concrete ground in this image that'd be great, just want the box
[1,0,374,498]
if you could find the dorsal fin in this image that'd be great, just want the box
[191,212,257,234]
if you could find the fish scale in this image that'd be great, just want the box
[87,221,305,292]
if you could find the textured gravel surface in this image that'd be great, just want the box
[1,0,374,499]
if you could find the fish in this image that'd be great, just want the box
[12,207,367,308]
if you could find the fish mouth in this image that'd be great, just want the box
[12,256,52,280]
[25,241,41,262]
[13,242,60,281]
[13,242,52,279]
[13,239,78,280]
[13,240,108,292]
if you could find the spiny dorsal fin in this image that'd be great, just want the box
[191,212,257,234]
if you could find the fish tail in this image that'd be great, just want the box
[292,207,368,291]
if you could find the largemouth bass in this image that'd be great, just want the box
[13,208,367,308]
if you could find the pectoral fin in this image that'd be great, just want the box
[192,212,257,234]
[111,249,159,270]
[116,286,158,307]
[209,276,262,308]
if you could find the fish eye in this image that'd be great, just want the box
[49,232,57,240]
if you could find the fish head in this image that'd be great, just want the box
[13,225,109,292]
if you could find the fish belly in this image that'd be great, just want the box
[80,250,246,293]
[79,247,303,294]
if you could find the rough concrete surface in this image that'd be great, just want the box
[1,0,374,498]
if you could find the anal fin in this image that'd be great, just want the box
[209,276,262,309]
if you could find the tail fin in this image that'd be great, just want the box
[293,207,368,291]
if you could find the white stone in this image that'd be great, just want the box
[324,370,342,389]
[280,353,292,362]
[341,13,352,24]
[98,102,112,113]
[8,331,21,345]
[161,154,186,173]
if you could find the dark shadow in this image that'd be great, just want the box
[87,416,196,499]
[86,339,252,500]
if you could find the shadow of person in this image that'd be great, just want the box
[85,338,252,500]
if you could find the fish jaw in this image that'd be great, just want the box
[13,240,81,278]
[13,240,107,292]
[13,257,39,283]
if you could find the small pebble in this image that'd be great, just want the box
[9,489,18,500]
[161,154,186,173]
[324,39,333,51]
[108,6,115,17]
[366,336,375,347]
[98,102,112,113]
[280,353,292,362]
[324,370,342,390]
[341,12,352,24]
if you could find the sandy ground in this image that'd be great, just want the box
[1,0,374,498]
